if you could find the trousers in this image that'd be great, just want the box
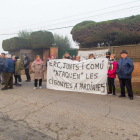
[25,69,30,80]
[119,79,133,97]
[1,71,5,83]
[108,77,116,94]
[14,75,21,84]
[4,72,13,89]
[34,79,42,87]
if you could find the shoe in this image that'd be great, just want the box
[9,87,13,89]
[113,94,116,96]
[13,83,17,85]
[108,92,112,95]
[1,88,8,90]
[34,87,37,89]
[129,97,133,100]
[1,83,4,85]
[16,84,22,87]
[39,86,42,89]
[25,80,30,82]
[118,95,126,97]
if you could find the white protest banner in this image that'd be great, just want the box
[47,58,108,95]
[78,49,109,60]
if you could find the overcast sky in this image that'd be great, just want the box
[0,0,140,53]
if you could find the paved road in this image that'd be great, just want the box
[0,75,140,140]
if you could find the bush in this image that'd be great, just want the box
[2,30,54,51]
[2,37,31,51]
[30,31,54,49]
[71,15,140,47]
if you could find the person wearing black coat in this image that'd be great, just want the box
[23,54,31,82]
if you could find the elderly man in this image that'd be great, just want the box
[1,54,15,90]
[0,53,6,85]
[116,50,134,100]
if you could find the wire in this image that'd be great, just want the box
[0,0,140,32]
[5,5,140,32]
[0,4,140,35]
[0,26,74,35]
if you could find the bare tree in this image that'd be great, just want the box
[54,33,71,49]
[18,30,31,38]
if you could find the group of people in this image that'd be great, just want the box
[0,54,31,90]
[106,50,134,100]
[0,50,134,100]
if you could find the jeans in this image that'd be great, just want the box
[25,69,30,81]
[1,71,5,84]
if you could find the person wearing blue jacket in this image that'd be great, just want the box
[1,54,15,90]
[116,50,134,100]
[0,53,6,85]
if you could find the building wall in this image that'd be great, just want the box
[132,62,140,77]
[20,49,43,62]
[50,47,58,58]
[9,50,21,58]
[111,45,140,61]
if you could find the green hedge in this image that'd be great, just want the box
[30,31,54,49]
[71,15,140,47]
[2,37,31,51]
[2,31,54,51]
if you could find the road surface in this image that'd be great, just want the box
[0,75,140,140]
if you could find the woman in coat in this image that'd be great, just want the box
[31,55,45,89]
[14,56,24,86]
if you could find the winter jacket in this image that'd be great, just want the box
[0,57,6,72]
[108,60,117,78]
[116,57,134,79]
[4,58,15,73]
[15,59,24,75]
[31,61,45,80]
[23,56,30,69]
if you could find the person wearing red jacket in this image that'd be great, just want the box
[108,54,117,95]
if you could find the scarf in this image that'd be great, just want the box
[108,59,115,70]
[35,59,42,65]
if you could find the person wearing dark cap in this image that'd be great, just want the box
[23,54,31,82]
[63,51,72,59]
[106,51,111,60]
[0,53,6,85]
[116,50,134,100]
